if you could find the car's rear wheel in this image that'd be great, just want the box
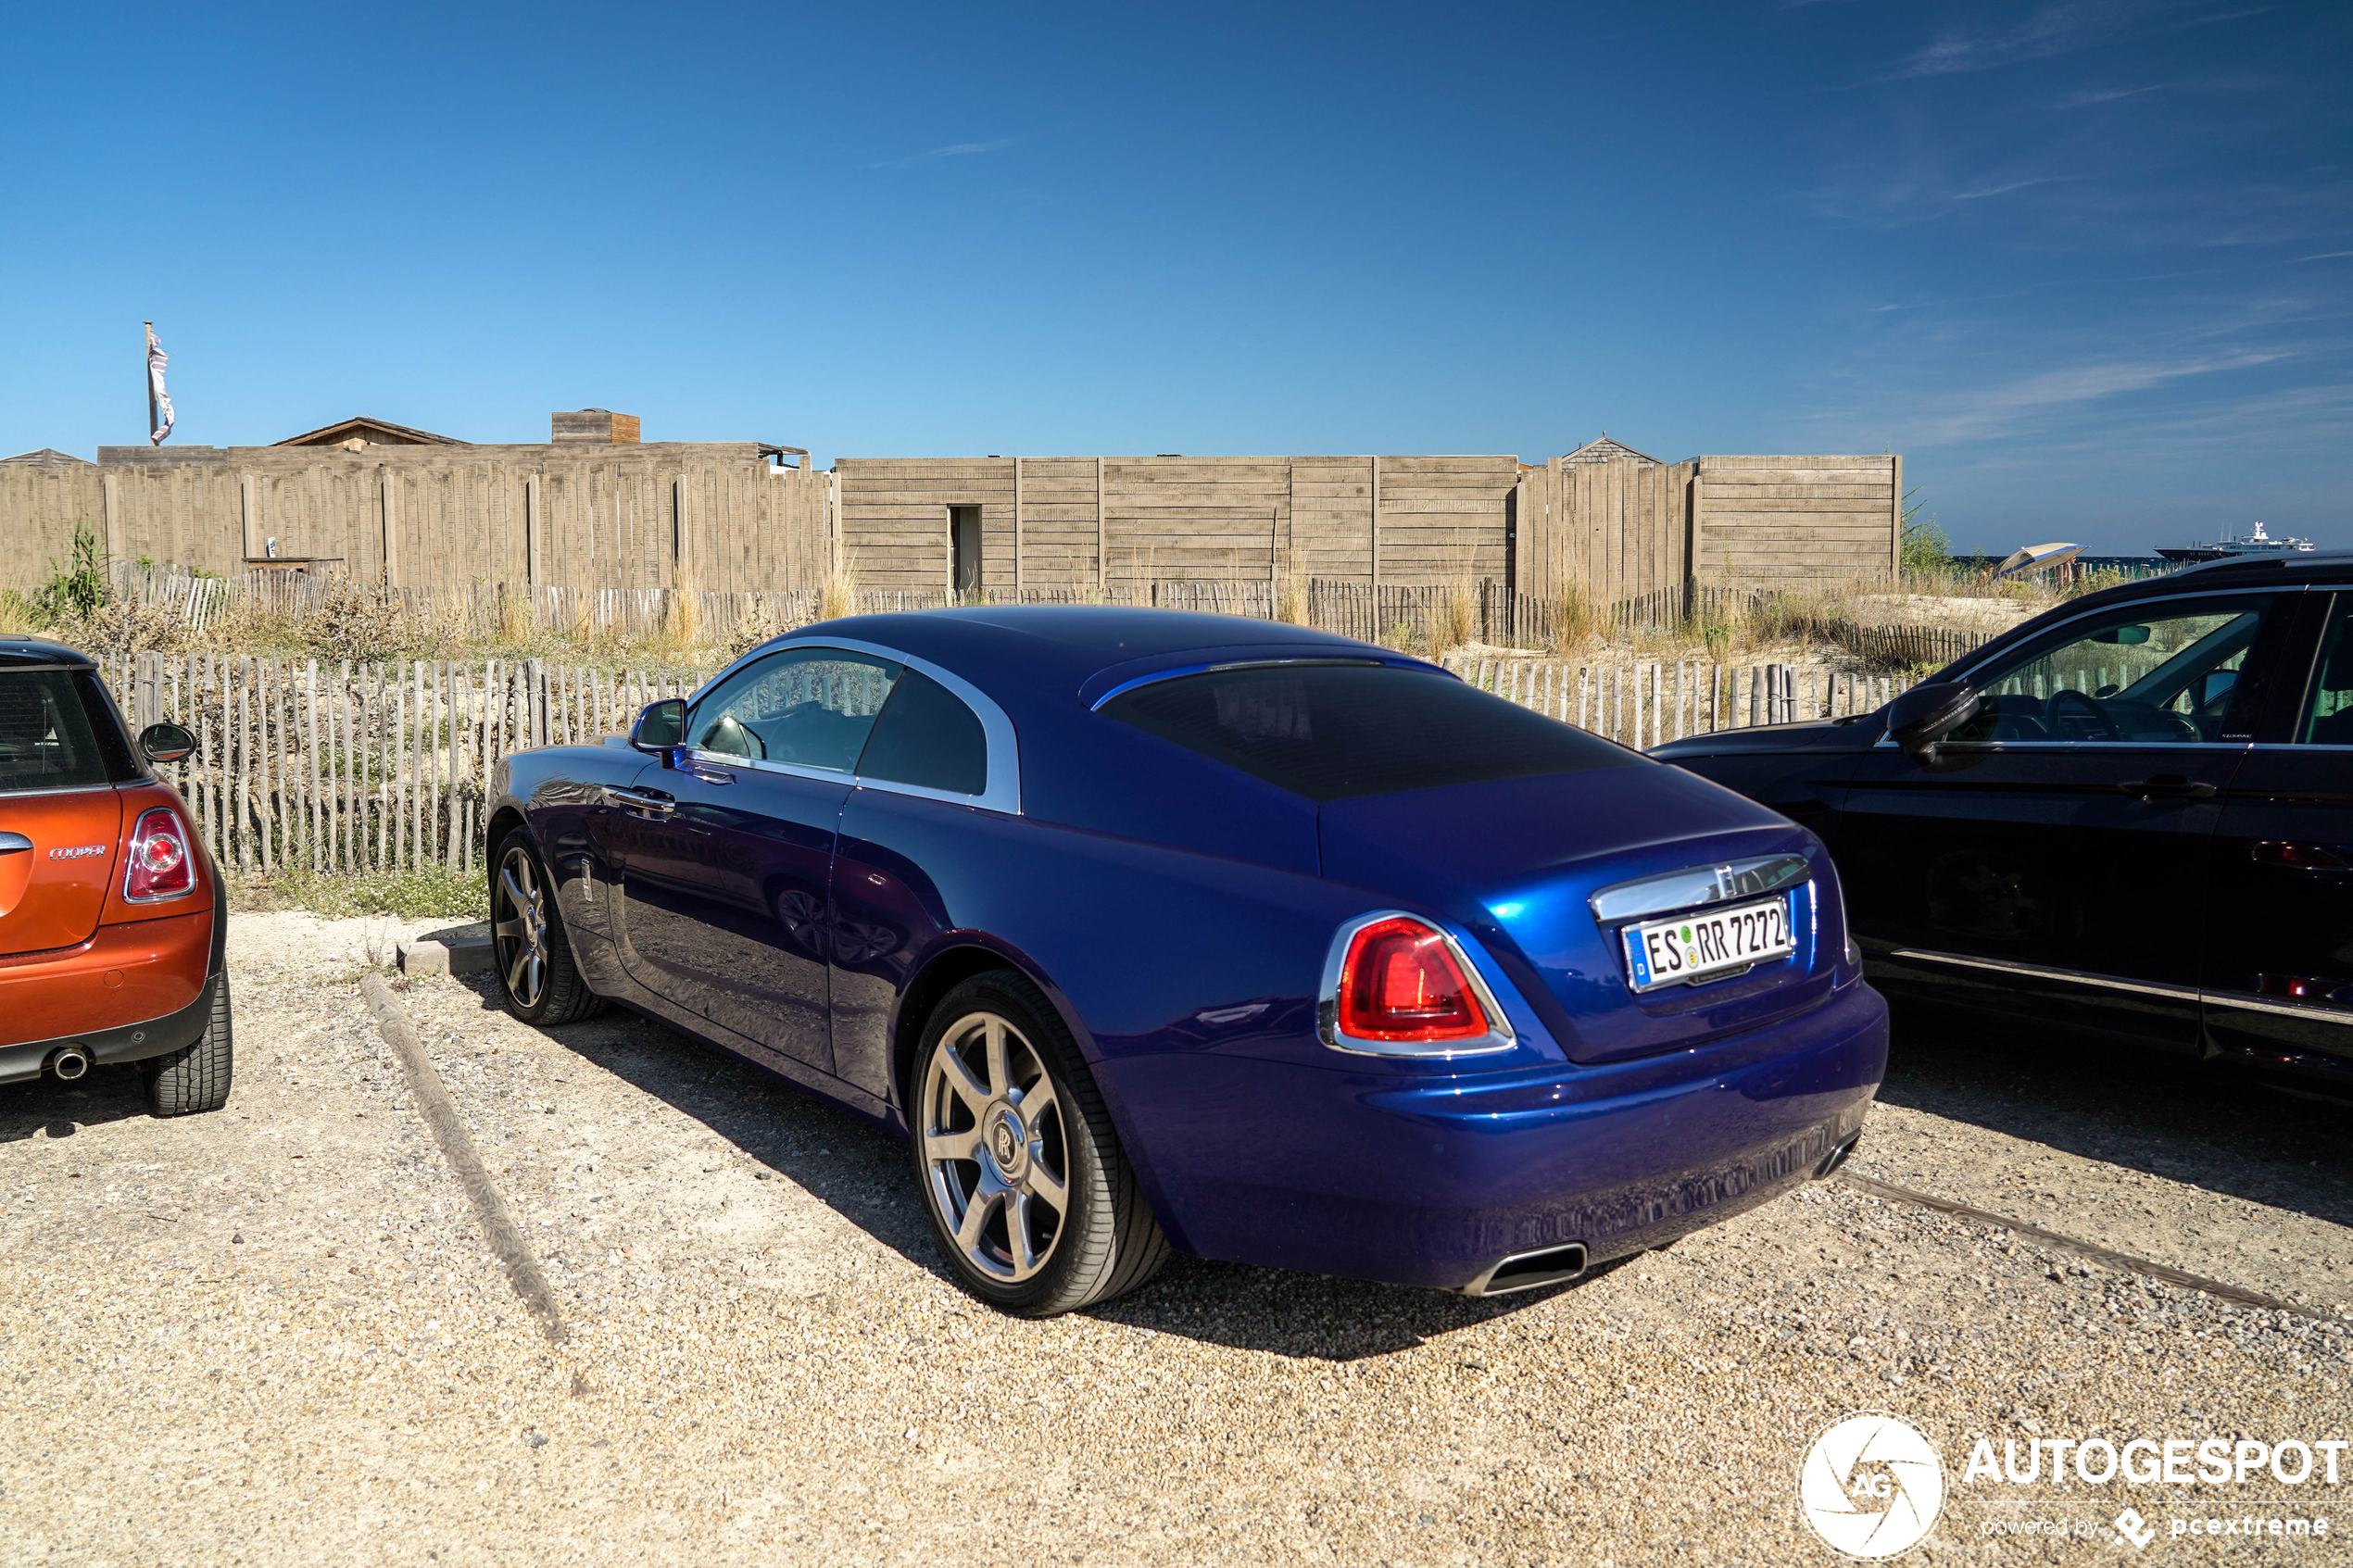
[911,971,1170,1316]
[145,972,232,1117]
[491,830,604,1025]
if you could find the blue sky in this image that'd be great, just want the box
[4,1,2347,554]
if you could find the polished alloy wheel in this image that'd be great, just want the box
[920,1010,1070,1282]
[493,846,549,1010]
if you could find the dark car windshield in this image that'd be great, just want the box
[1100,662,1635,802]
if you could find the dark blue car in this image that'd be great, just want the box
[486,608,1886,1315]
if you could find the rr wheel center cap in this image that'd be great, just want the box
[985,1104,1029,1181]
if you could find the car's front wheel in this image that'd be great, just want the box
[490,830,604,1025]
[911,971,1170,1316]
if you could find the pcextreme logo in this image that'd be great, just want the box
[1799,1412,1946,1560]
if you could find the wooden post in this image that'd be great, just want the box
[239,474,259,563]
[144,320,157,441]
[1096,456,1107,595]
[1369,455,1381,589]
[1013,457,1024,594]
[1889,453,1904,582]
[380,468,399,588]
[101,471,121,565]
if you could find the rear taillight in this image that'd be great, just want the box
[1336,915,1492,1043]
[123,807,196,902]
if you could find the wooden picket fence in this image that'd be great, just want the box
[88,645,1935,879]
[1439,654,1920,749]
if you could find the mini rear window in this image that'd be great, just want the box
[1100,663,1634,802]
[0,670,119,794]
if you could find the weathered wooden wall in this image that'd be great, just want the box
[1510,456,1698,606]
[834,454,1520,593]
[1692,454,1900,593]
[1,445,832,594]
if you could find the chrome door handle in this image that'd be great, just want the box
[0,832,31,853]
[2119,775,2217,802]
[604,786,676,815]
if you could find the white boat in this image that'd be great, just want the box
[2157,521,2317,563]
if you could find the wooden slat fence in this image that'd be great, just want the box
[1441,655,1921,749]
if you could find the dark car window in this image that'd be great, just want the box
[2298,596,2353,745]
[1101,662,1634,802]
[855,670,988,796]
[0,669,116,794]
[1948,595,2273,745]
[689,646,901,771]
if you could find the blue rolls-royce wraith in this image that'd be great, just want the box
[484,608,1887,1315]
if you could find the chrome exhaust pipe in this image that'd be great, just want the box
[46,1045,92,1082]
[1463,1241,1589,1297]
[1813,1133,1860,1180]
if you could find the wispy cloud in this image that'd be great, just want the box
[1894,350,2290,445]
[2052,84,2165,107]
[868,137,1018,170]
[2300,250,2353,261]
[1868,2,2271,84]
[1949,176,2073,201]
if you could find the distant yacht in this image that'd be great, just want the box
[2156,521,2317,563]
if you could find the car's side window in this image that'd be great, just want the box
[854,670,988,796]
[2296,596,2353,746]
[687,646,902,771]
[1947,595,2272,746]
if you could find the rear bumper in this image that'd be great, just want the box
[0,909,219,1084]
[1100,980,1888,1292]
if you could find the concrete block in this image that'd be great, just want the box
[446,935,494,977]
[396,940,449,976]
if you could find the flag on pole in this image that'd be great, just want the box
[146,324,175,445]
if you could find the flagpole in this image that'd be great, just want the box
[144,320,157,445]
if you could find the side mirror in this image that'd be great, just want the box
[139,721,197,764]
[1883,683,1981,767]
[631,699,686,757]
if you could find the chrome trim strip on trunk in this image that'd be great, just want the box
[1589,853,1810,924]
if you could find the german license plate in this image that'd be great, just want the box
[1621,896,1796,992]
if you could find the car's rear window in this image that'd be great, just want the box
[0,669,121,795]
[1100,662,1635,802]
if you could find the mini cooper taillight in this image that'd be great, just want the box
[1321,913,1515,1056]
[123,807,195,902]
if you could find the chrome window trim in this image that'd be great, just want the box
[2248,743,2353,751]
[2205,990,2353,1026]
[1875,946,2201,1003]
[688,635,1022,816]
[1088,656,1415,712]
[1867,737,2251,752]
[1315,909,1518,1059]
[1588,853,1810,924]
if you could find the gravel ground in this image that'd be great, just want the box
[2,915,2347,1565]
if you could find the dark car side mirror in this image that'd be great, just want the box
[139,721,197,764]
[631,699,686,759]
[1883,683,1981,768]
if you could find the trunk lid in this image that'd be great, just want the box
[1,669,127,957]
[1318,763,1843,1065]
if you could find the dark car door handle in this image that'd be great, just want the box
[605,785,677,815]
[2118,774,2218,802]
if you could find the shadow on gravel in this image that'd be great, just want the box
[0,1065,150,1145]
[455,975,1593,1361]
[1879,1001,2353,1227]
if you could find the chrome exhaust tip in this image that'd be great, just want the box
[46,1046,92,1082]
[1813,1133,1860,1180]
[1463,1241,1588,1297]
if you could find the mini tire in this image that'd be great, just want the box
[910,970,1171,1317]
[490,829,605,1025]
[145,972,233,1117]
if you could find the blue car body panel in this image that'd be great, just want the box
[493,607,1887,1293]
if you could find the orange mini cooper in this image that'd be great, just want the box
[0,638,230,1115]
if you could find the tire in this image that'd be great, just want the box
[490,829,605,1025]
[145,972,233,1117]
[908,970,1171,1316]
